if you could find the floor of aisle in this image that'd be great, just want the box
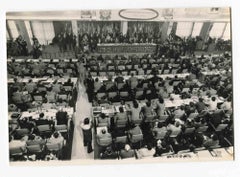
[71,82,94,160]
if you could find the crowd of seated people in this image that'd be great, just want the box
[8,77,77,111]
[9,128,67,161]
[9,95,75,161]
[7,58,81,161]
[88,50,232,160]
[8,86,73,160]
[83,54,191,102]
[84,52,231,105]
[93,95,232,160]
[7,22,232,161]
[7,58,80,77]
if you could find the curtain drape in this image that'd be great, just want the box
[31,21,55,45]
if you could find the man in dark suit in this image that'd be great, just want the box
[85,74,94,102]
[35,113,53,126]
[114,72,124,84]
[56,110,68,125]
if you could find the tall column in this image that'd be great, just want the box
[199,22,212,42]
[71,20,79,46]
[220,23,228,39]
[161,22,170,41]
[15,20,32,51]
[121,21,128,35]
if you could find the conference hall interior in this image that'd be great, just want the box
[7,8,233,162]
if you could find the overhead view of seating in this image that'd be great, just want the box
[6,8,233,162]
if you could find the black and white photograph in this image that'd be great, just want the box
[6,7,234,164]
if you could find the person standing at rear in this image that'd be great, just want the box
[80,117,93,153]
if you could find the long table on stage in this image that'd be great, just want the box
[97,43,157,54]
[7,58,79,63]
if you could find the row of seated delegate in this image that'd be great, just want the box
[8,59,81,77]
[7,58,80,161]
[88,73,221,105]
[93,99,233,159]
[9,107,73,161]
[8,77,78,112]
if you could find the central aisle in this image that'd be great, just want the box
[71,82,94,160]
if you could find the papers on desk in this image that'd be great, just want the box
[8,77,78,86]
[20,108,73,120]
[93,73,190,82]
[164,100,176,108]
[15,59,25,62]
[114,105,127,112]
[201,70,224,76]
[42,59,51,62]
[101,105,115,115]
[21,111,39,119]
[53,59,59,63]
[72,59,78,62]
[8,112,21,120]
[8,58,79,63]
[27,59,39,62]
[62,107,74,116]
[93,106,102,114]
[8,78,14,83]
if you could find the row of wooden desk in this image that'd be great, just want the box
[93,73,190,82]
[8,77,78,85]
[9,107,74,121]
[92,94,225,118]
[7,58,79,63]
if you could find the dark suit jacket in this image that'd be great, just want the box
[56,111,68,125]
[35,119,53,126]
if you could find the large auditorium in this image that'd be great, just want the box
[6,7,233,163]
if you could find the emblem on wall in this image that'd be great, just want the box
[99,10,111,20]
[119,9,159,20]
[81,10,96,19]
[162,9,173,19]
